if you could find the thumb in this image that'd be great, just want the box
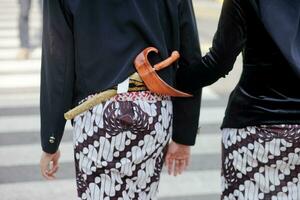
[52,151,60,166]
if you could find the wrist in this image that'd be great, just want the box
[172,140,191,147]
[43,150,58,156]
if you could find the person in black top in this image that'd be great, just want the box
[39,0,202,199]
[177,0,300,199]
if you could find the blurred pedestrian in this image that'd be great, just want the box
[39,0,202,199]
[17,0,42,60]
[176,0,300,199]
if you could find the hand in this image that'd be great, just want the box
[40,150,61,180]
[165,141,191,176]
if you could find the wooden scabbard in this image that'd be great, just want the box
[134,47,192,97]
[64,47,192,120]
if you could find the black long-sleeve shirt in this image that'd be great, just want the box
[40,0,202,154]
[177,0,300,129]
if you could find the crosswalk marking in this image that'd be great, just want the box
[0,48,41,60]
[0,115,73,133]
[0,8,41,14]
[0,107,225,133]
[0,134,221,167]
[0,93,39,108]
[0,29,41,37]
[0,37,41,47]
[0,142,74,167]
[0,20,40,27]
[0,170,220,200]
[159,170,220,197]
[0,74,40,88]
[0,60,40,72]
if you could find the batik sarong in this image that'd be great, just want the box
[72,91,172,200]
[222,124,300,200]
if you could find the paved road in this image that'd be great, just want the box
[0,1,242,199]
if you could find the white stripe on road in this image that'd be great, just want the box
[0,133,221,167]
[159,170,220,198]
[199,107,224,124]
[193,133,221,154]
[0,10,41,18]
[202,87,219,100]
[0,14,41,21]
[0,60,41,73]
[0,93,39,108]
[0,142,74,167]
[0,48,41,60]
[0,179,78,200]
[0,116,73,133]
[0,38,19,48]
[0,170,220,200]
[0,29,41,38]
[0,107,224,133]
[0,37,41,48]
[0,74,40,88]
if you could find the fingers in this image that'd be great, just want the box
[186,156,191,167]
[167,157,174,176]
[165,151,173,175]
[166,157,188,176]
[165,142,191,176]
[50,155,60,175]
[40,152,60,180]
[40,161,56,180]
[174,160,180,176]
[178,159,186,175]
[164,153,170,167]
[165,155,188,176]
[174,159,187,176]
[47,162,59,177]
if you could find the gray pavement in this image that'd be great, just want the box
[0,0,242,199]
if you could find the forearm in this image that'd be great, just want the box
[172,89,202,146]
[176,0,247,92]
[40,0,75,154]
[171,0,202,146]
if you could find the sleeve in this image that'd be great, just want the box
[172,0,202,146]
[40,0,75,154]
[176,0,247,92]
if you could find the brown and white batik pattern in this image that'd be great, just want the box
[221,124,300,200]
[72,91,172,200]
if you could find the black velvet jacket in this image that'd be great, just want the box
[40,0,202,154]
[255,0,300,75]
[177,0,300,128]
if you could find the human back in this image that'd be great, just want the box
[174,0,300,199]
[40,1,202,199]
[221,0,300,129]
[65,0,194,102]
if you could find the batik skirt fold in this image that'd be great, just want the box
[222,124,300,200]
[72,91,173,200]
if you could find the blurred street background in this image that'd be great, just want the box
[0,0,242,199]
